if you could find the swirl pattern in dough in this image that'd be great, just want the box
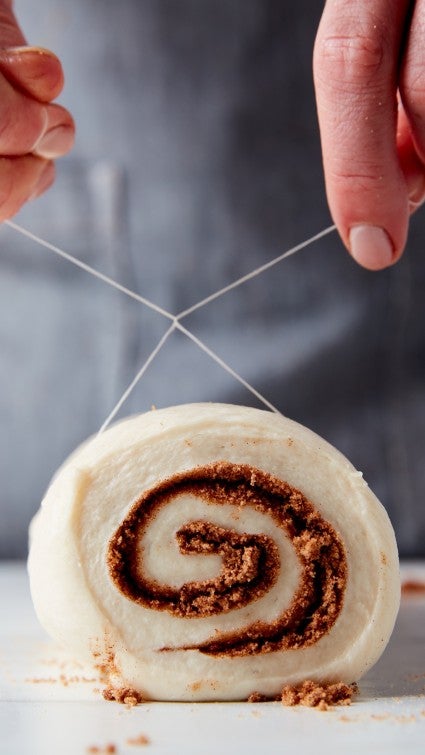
[107,463,347,656]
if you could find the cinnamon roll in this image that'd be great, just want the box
[28,403,400,701]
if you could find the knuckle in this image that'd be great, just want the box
[329,166,384,194]
[315,31,387,87]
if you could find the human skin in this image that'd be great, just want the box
[314,0,425,270]
[2,1,424,271]
[0,0,74,221]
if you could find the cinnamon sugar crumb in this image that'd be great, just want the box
[26,673,97,686]
[281,681,358,711]
[395,715,417,723]
[59,674,97,686]
[102,687,145,707]
[248,692,280,703]
[127,734,150,747]
[370,713,420,724]
[92,637,118,683]
[406,672,425,681]
[401,580,425,596]
[86,746,116,754]
[248,692,269,703]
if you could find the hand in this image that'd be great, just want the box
[0,1,74,221]
[314,0,425,270]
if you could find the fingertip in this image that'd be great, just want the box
[0,46,64,102]
[348,224,398,270]
[33,124,75,160]
[32,103,75,159]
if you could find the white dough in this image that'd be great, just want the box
[28,403,400,701]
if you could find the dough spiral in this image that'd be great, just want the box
[107,463,346,655]
[28,403,400,701]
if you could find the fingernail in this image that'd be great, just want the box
[29,162,55,200]
[34,124,75,159]
[0,46,54,56]
[349,225,394,270]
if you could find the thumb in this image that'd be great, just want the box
[0,3,63,102]
[0,2,73,158]
[0,3,45,156]
[0,47,65,103]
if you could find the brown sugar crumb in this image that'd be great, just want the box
[127,734,150,747]
[247,691,281,703]
[248,692,269,703]
[58,674,97,686]
[360,712,422,724]
[86,746,116,754]
[281,681,358,711]
[92,636,119,683]
[395,715,417,724]
[406,672,425,682]
[174,520,279,616]
[102,687,145,707]
[26,674,97,686]
[401,580,425,596]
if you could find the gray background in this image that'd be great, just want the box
[1,0,424,557]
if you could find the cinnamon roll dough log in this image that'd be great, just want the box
[28,403,400,701]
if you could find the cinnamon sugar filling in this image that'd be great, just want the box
[107,462,347,656]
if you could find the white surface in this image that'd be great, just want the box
[1,562,425,755]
